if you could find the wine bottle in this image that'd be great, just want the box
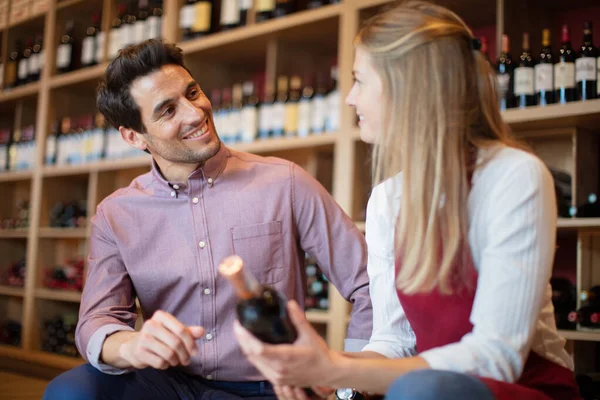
[258,84,274,139]
[121,1,137,48]
[580,286,600,306]
[274,0,295,18]
[325,65,340,132]
[147,0,163,39]
[284,75,301,137]
[575,21,598,101]
[218,255,297,344]
[573,193,600,218]
[180,0,197,40]
[272,76,288,138]
[255,0,275,22]
[220,87,233,143]
[535,29,555,106]
[231,83,243,143]
[109,4,127,59]
[311,72,328,134]
[28,34,43,82]
[18,38,32,85]
[515,32,536,108]
[240,81,259,143]
[568,305,600,328]
[496,34,514,110]
[555,25,577,104]
[191,0,212,37]
[239,0,251,26]
[297,74,314,137]
[82,13,101,68]
[57,20,75,74]
[220,0,240,30]
[135,0,149,43]
[5,43,20,89]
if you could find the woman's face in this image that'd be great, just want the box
[345,47,384,144]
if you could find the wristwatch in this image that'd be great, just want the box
[335,388,368,400]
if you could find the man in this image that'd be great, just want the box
[43,39,371,399]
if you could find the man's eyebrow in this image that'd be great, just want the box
[152,81,200,117]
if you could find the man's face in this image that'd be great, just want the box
[129,64,221,165]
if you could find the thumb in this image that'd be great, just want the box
[188,326,205,339]
[287,300,311,334]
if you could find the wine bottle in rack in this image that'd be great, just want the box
[576,21,598,101]
[56,20,76,74]
[515,32,536,108]
[581,286,600,306]
[121,1,137,48]
[220,0,240,30]
[568,305,600,328]
[535,29,554,106]
[135,0,149,43]
[18,38,32,85]
[272,76,288,138]
[274,0,295,18]
[555,24,577,104]
[191,0,212,37]
[258,84,275,139]
[255,0,275,22]
[325,65,340,132]
[231,83,243,143]
[550,277,576,330]
[180,0,197,40]
[218,255,298,344]
[45,121,59,165]
[28,34,43,82]
[5,42,19,89]
[147,0,163,39]
[311,72,328,134]
[240,81,259,143]
[297,74,314,137]
[220,87,233,143]
[496,34,514,110]
[284,75,301,137]
[81,13,101,68]
[239,0,251,26]
[109,4,127,60]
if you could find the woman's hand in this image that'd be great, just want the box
[233,299,343,388]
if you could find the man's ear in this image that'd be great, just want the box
[119,126,148,152]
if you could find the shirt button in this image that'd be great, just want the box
[206,375,213,380]
[199,241,206,249]
[173,184,180,190]
[192,197,199,204]
[170,191,175,197]
[207,178,213,185]
[204,288,211,295]
[206,333,213,340]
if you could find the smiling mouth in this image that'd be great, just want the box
[182,119,209,140]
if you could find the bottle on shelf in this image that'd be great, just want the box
[305,260,329,311]
[192,0,212,37]
[284,75,301,137]
[580,286,600,306]
[575,21,598,101]
[240,81,259,143]
[535,29,554,106]
[121,1,137,48]
[274,0,295,18]
[4,43,20,89]
[550,277,576,330]
[45,120,59,165]
[325,65,340,132]
[147,0,163,39]
[220,87,233,144]
[18,38,32,86]
[571,193,600,218]
[515,32,535,108]
[230,83,243,143]
[272,76,288,137]
[297,73,314,137]
[109,4,127,60]
[211,89,223,139]
[568,304,600,328]
[258,84,274,139]
[180,0,197,40]
[555,24,577,104]
[218,255,297,344]
[0,128,10,172]
[82,13,101,68]
[135,0,149,43]
[311,71,328,134]
[220,0,240,30]
[28,34,44,82]
[307,0,325,10]
[239,0,251,26]
[56,20,76,74]
[496,34,514,111]
[255,0,275,23]
[90,112,107,162]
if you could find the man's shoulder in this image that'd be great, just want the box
[97,170,154,210]
[228,148,292,169]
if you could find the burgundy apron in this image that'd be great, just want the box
[395,257,582,400]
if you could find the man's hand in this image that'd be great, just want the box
[102,310,205,369]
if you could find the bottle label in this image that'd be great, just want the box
[240,0,252,11]
[514,67,534,95]
[311,95,326,133]
[193,2,211,33]
[221,0,240,26]
[554,62,575,89]
[576,57,597,82]
[534,63,553,92]
[284,103,299,136]
[109,29,122,59]
[258,103,272,137]
[81,36,95,65]
[256,0,275,12]
[271,103,286,136]
[297,99,311,137]
[134,20,149,43]
[179,4,196,29]
[147,16,161,39]
[28,53,39,75]
[56,44,72,68]
[240,106,258,142]
[18,58,28,80]
[95,31,105,63]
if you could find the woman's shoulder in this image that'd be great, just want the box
[369,172,403,214]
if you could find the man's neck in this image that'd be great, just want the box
[154,158,201,183]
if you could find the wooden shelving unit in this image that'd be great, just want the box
[0,0,598,376]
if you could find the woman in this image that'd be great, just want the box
[233,1,581,399]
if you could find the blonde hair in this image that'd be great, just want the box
[356,0,519,294]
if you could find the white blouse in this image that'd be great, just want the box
[360,145,573,383]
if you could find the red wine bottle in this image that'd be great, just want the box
[580,286,600,306]
[496,34,514,110]
[569,305,600,328]
[219,255,297,344]
[515,32,536,108]
[576,21,598,101]
[555,25,577,104]
[535,29,555,106]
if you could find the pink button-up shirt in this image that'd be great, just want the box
[76,144,372,381]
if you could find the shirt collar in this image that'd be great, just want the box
[150,142,230,193]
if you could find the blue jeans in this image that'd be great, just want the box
[43,363,277,400]
[385,370,495,400]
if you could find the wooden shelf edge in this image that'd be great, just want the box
[0,170,33,182]
[558,329,600,342]
[35,288,82,303]
[7,11,47,29]
[305,310,330,324]
[49,63,108,89]
[0,285,25,297]
[557,218,600,230]
[38,227,87,239]
[0,228,29,238]
[57,0,87,10]
[178,4,343,54]
[0,345,84,370]
[0,83,41,104]
[232,134,337,153]
[502,98,600,127]
[43,156,152,176]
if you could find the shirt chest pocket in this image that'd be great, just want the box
[231,221,285,285]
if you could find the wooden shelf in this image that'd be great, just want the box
[0,345,84,370]
[0,170,33,182]
[557,218,600,231]
[503,99,600,131]
[35,288,81,303]
[232,134,337,153]
[57,0,87,10]
[0,228,29,239]
[178,5,342,55]
[306,310,330,324]
[0,286,24,297]
[559,329,600,342]
[49,63,108,89]
[38,227,87,239]
[7,11,46,29]
[0,83,40,104]
[43,156,152,177]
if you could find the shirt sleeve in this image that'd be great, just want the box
[75,205,138,374]
[360,180,417,359]
[420,156,557,382]
[290,163,373,344]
